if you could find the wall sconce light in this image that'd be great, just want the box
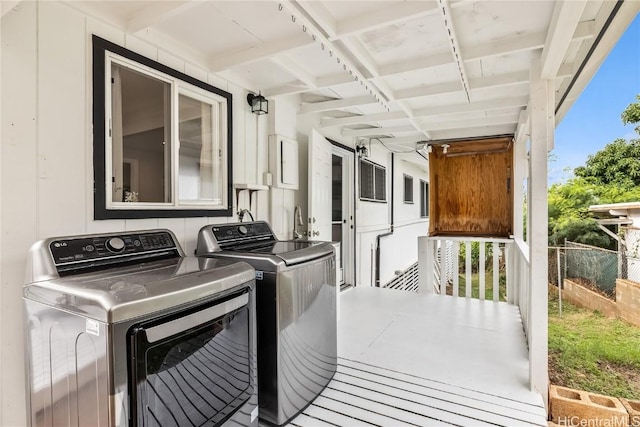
[247,92,268,115]
[416,142,431,158]
[355,144,369,158]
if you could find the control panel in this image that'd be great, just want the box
[211,222,274,245]
[50,231,177,266]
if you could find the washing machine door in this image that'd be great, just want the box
[128,290,252,426]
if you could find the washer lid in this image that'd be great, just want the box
[23,257,254,323]
[196,222,335,267]
[258,241,334,266]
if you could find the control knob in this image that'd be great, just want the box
[105,237,126,253]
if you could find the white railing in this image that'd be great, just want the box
[512,237,531,335]
[418,236,530,308]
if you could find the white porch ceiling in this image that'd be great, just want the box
[66,0,639,150]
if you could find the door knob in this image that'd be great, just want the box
[312,230,320,236]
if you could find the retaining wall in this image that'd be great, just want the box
[617,279,640,327]
[562,278,640,327]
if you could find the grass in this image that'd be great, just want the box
[446,271,507,301]
[548,287,640,399]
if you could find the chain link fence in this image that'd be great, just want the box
[622,226,640,283]
[548,241,619,298]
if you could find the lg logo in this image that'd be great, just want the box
[53,242,68,248]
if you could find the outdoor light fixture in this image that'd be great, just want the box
[355,144,369,158]
[247,92,268,115]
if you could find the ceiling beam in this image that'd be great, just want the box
[321,111,408,128]
[377,30,546,79]
[281,0,391,111]
[208,34,312,72]
[294,1,338,38]
[370,135,427,145]
[126,1,200,34]
[515,108,530,144]
[374,24,591,80]
[339,36,379,79]
[437,0,470,101]
[339,34,430,138]
[429,124,517,141]
[541,0,588,79]
[377,52,453,80]
[263,19,592,99]
[264,73,354,97]
[320,96,529,128]
[395,71,529,101]
[422,113,520,131]
[414,96,529,118]
[342,125,417,137]
[269,56,318,89]
[302,71,530,113]
[299,96,377,114]
[332,1,439,40]
[1,0,21,18]
[573,20,596,41]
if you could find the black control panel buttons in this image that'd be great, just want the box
[50,231,177,266]
[105,237,126,253]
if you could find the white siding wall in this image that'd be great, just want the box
[1,3,431,424]
[268,96,299,240]
[0,3,274,424]
[295,112,429,287]
[378,158,429,285]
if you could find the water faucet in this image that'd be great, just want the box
[238,209,254,223]
[293,206,304,239]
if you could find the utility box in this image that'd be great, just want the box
[428,136,513,238]
[269,134,299,190]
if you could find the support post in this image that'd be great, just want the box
[419,236,434,294]
[528,57,550,410]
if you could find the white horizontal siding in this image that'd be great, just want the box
[0,2,270,424]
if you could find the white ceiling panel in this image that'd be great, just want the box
[358,14,451,66]
[452,1,554,47]
[99,0,637,143]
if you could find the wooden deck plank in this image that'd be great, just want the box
[322,384,462,426]
[327,378,496,426]
[301,404,378,426]
[337,288,541,405]
[281,287,548,427]
[338,359,545,416]
[332,369,545,426]
[287,413,337,427]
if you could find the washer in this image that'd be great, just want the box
[196,221,337,426]
[23,229,258,427]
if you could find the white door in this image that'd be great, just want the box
[307,129,332,241]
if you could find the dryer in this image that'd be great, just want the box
[196,221,337,426]
[23,229,258,427]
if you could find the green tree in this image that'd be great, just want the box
[574,96,640,186]
[573,139,640,186]
[548,177,640,247]
[621,94,640,133]
[549,94,640,248]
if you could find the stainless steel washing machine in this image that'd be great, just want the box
[23,229,258,427]
[195,221,337,426]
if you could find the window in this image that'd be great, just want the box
[93,36,232,219]
[359,159,386,202]
[420,180,429,217]
[403,175,414,204]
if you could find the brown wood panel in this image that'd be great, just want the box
[429,138,513,237]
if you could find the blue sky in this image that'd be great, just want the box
[550,14,640,184]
